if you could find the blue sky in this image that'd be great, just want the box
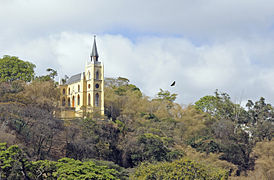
[1,0,274,105]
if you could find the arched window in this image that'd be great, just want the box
[88,84,91,89]
[88,93,91,106]
[68,88,70,94]
[72,96,75,107]
[77,95,80,106]
[62,88,66,95]
[78,85,80,92]
[68,98,71,107]
[62,97,66,106]
[95,93,99,107]
[88,71,91,80]
[96,71,99,80]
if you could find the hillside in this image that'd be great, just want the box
[0,57,273,179]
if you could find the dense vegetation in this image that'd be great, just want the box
[0,56,273,179]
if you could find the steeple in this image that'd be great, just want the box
[91,35,99,62]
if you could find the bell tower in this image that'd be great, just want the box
[85,36,104,116]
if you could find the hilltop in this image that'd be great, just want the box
[0,56,273,179]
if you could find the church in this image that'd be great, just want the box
[58,36,104,119]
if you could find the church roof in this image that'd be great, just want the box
[91,36,99,59]
[66,73,83,84]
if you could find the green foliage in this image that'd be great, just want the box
[53,158,119,180]
[91,159,129,180]
[156,88,177,102]
[0,55,35,82]
[0,143,31,179]
[194,95,218,115]
[105,77,129,87]
[1,71,273,179]
[188,136,222,154]
[66,118,121,162]
[246,97,274,141]
[195,90,251,126]
[132,158,229,180]
[220,142,252,174]
[104,77,142,120]
[194,90,242,122]
[0,143,124,180]
[131,133,169,164]
[193,91,274,174]
[30,160,57,179]
[131,133,184,166]
[35,68,58,82]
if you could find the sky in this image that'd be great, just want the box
[1,0,274,105]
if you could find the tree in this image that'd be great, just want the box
[104,77,142,120]
[0,80,64,160]
[156,88,177,102]
[35,68,58,82]
[105,77,129,87]
[193,91,261,174]
[194,90,247,123]
[131,133,170,165]
[0,142,126,180]
[131,158,229,180]
[246,97,274,142]
[0,55,35,82]
[66,118,121,163]
[194,95,218,115]
[0,143,31,179]
[53,158,120,180]
[243,140,274,179]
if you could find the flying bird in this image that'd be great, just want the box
[170,81,176,86]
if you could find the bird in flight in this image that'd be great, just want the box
[170,81,176,86]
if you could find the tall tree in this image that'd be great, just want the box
[246,97,274,141]
[35,68,58,82]
[0,55,35,82]
[156,89,177,102]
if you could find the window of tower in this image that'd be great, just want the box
[95,84,99,89]
[77,95,80,106]
[68,98,71,107]
[95,93,99,107]
[62,97,66,106]
[68,88,70,94]
[63,88,66,95]
[88,71,91,80]
[88,84,91,89]
[96,71,99,80]
[88,93,91,105]
[78,85,80,92]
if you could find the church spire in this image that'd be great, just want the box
[91,35,99,62]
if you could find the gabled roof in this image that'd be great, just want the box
[66,73,82,84]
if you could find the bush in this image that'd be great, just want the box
[132,158,229,180]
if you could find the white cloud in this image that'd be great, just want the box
[1,0,274,41]
[1,1,274,105]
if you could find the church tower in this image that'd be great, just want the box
[85,36,104,116]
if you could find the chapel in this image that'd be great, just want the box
[58,36,104,118]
